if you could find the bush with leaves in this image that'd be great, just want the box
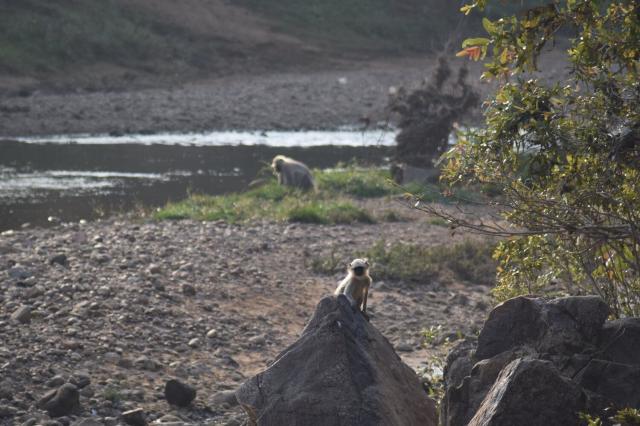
[420,0,640,317]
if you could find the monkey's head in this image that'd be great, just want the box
[271,155,287,173]
[349,258,370,277]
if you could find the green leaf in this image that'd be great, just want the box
[462,37,490,48]
[482,17,496,34]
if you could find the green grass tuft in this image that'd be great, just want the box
[154,167,484,226]
[311,239,498,285]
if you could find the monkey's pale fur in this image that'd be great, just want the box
[334,258,371,314]
[271,155,315,191]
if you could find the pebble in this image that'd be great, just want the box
[181,283,196,296]
[164,379,196,407]
[122,408,147,426]
[0,404,17,418]
[11,306,31,324]
[49,254,68,267]
[395,342,414,352]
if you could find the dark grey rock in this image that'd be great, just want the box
[181,283,196,296]
[442,349,520,426]
[599,318,640,365]
[8,266,30,280]
[11,306,31,324]
[475,297,543,361]
[443,338,476,389]
[46,375,67,388]
[0,404,17,418]
[71,419,103,426]
[210,390,238,407]
[121,408,147,426]
[164,379,196,407]
[49,254,68,267]
[537,296,609,355]
[475,296,609,361]
[70,373,91,389]
[468,359,586,426]
[236,295,437,426]
[575,359,640,408]
[37,383,80,417]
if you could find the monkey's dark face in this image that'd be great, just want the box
[353,266,366,276]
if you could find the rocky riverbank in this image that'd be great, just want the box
[0,204,492,425]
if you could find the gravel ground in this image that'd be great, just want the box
[0,58,477,138]
[0,201,492,425]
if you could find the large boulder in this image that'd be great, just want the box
[575,359,640,408]
[468,359,587,426]
[441,349,523,426]
[37,383,80,417]
[236,295,437,426]
[599,318,640,365]
[442,295,638,426]
[475,296,608,361]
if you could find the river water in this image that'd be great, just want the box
[0,130,396,231]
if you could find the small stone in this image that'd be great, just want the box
[103,352,121,363]
[71,419,103,426]
[8,266,30,280]
[164,379,196,407]
[395,342,414,352]
[0,404,17,418]
[46,375,67,388]
[134,356,161,372]
[181,283,196,296]
[121,408,147,426]
[37,383,80,417]
[147,264,162,274]
[96,286,111,297]
[49,254,68,267]
[249,335,266,346]
[71,372,91,389]
[11,306,31,324]
[187,338,200,348]
[210,390,238,407]
[206,329,218,339]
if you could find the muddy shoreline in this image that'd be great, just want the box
[0,58,488,138]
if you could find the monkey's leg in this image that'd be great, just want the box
[360,289,370,321]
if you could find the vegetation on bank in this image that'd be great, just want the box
[155,168,392,225]
[155,167,484,225]
[311,239,497,286]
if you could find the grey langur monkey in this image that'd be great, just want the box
[334,258,372,318]
[271,155,315,191]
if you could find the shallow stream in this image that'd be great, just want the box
[0,130,395,230]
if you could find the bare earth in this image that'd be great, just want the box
[0,200,492,425]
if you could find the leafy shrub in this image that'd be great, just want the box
[438,0,640,317]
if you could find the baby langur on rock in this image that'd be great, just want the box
[271,155,315,191]
[334,258,372,319]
